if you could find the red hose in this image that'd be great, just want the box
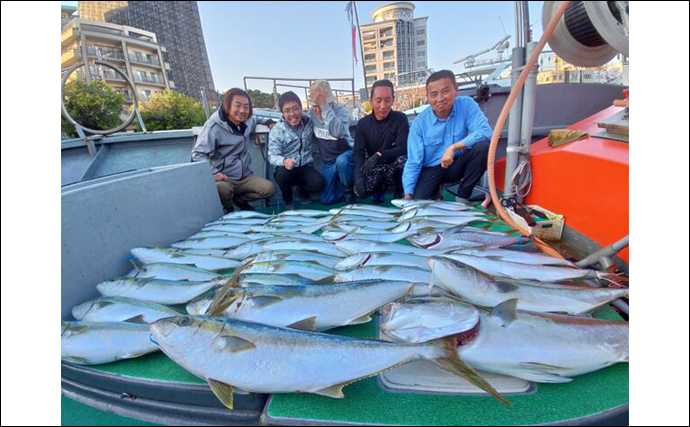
[487,1,572,259]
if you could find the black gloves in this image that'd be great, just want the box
[361,153,381,177]
[354,177,367,198]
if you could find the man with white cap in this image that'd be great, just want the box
[307,80,355,205]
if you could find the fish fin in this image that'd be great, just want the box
[312,383,347,399]
[123,314,147,324]
[489,298,519,327]
[129,258,144,271]
[347,313,372,325]
[442,224,470,235]
[286,316,318,332]
[206,263,247,316]
[62,356,89,365]
[170,253,186,258]
[214,335,257,353]
[207,379,235,410]
[312,275,336,285]
[247,295,283,308]
[493,281,519,294]
[513,363,573,383]
[430,336,512,406]
[121,350,154,360]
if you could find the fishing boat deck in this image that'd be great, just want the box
[62,193,628,426]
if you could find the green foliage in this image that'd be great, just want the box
[61,79,126,138]
[246,89,279,109]
[137,90,206,131]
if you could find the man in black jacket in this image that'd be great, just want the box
[353,80,409,202]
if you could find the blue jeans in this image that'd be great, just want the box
[320,150,354,204]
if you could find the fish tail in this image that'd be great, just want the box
[428,336,512,406]
[205,263,247,316]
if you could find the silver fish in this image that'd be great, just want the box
[242,260,337,281]
[335,240,445,256]
[320,228,428,243]
[408,226,522,250]
[335,252,431,271]
[380,298,480,344]
[443,253,613,283]
[334,265,432,284]
[71,297,180,323]
[328,220,399,231]
[455,248,576,267]
[171,236,250,250]
[329,208,396,220]
[222,238,297,260]
[381,298,628,383]
[62,321,158,365]
[428,257,629,315]
[131,248,241,271]
[335,204,401,214]
[248,251,341,269]
[238,273,315,287]
[149,316,509,408]
[250,224,323,234]
[277,209,331,217]
[202,224,259,233]
[205,218,269,227]
[392,218,483,233]
[261,241,347,258]
[128,263,221,282]
[97,277,228,305]
[188,280,415,331]
[220,211,272,220]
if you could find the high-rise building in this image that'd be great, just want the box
[359,2,428,91]
[61,18,171,104]
[78,1,216,102]
[61,5,78,29]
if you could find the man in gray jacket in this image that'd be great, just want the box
[268,91,325,210]
[192,88,275,212]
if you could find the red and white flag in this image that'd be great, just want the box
[345,1,358,64]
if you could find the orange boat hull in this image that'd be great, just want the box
[494,106,629,263]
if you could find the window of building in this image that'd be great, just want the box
[384,73,395,80]
[382,50,394,60]
[365,65,377,73]
[416,29,425,35]
[417,50,426,56]
[365,54,376,63]
[383,61,395,71]
[416,40,425,46]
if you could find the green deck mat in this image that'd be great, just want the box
[76,192,628,424]
[265,306,628,426]
[62,395,161,426]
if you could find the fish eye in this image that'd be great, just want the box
[178,317,192,326]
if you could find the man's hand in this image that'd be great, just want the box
[441,145,455,169]
[313,105,323,119]
[213,172,229,182]
[354,177,367,198]
[404,193,413,200]
[283,158,296,170]
[361,152,381,176]
[309,89,327,107]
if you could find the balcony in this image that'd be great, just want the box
[129,53,161,68]
[134,74,165,86]
[86,46,126,61]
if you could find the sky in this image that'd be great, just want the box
[62,1,545,94]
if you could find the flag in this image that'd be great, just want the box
[345,1,357,64]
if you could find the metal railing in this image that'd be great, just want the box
[134,74,164,85]
[243,76,357,111]
[129,53,161,67]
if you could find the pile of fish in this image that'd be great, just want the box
[62,199,629,409]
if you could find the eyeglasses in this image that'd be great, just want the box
[282,107,302,115]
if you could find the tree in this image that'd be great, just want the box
[246,89,279,109]
[61,79,126,138]
[137,90,206,131]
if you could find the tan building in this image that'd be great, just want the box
[78,1,128,22]
[61,18,172,105]
[359,2,428,91]
[537,52,625,85]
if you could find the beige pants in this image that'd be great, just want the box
[216,175,275,210]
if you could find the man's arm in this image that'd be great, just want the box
[267,127,287,167]
[192,123,215,164]
[380,113,409,162]
[321,103,353,148]
[353,120,368,180]
[402,121,425,196]
[457,97,492,150]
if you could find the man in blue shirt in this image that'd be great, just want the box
[402,70,492,200]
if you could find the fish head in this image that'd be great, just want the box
[391,222,411,233]
[408,233,441,249]
[71,298,113,320]
[149,315,209,350]
[335,253,371,270]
